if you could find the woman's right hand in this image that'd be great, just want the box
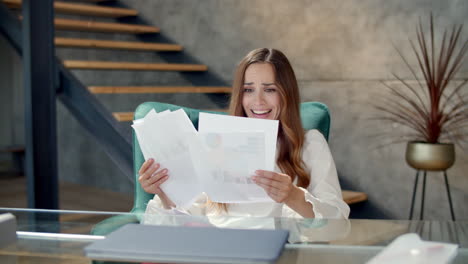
[138,158,175,209]
[138,158,169,196]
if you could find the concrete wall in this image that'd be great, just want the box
[0,0,467,219]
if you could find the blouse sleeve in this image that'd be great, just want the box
[142,193,208,225]
[294,130,350,219]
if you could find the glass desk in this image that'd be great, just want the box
[0,207,467,263]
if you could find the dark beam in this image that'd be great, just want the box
[0,1,22,54]
[22,0,58,209]
[0,2,133,184]
[57,64,133,178]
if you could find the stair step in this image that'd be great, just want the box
[64,60,207,71]
[114,110,228,122]
[113,112,134,122]
[18,16,155,34]
[55,37,182,51]
[342,190,368,205]
[79,0,112,2]
[88,86,231,94]
[0,145,25,153]
[18,16,159,34]
[54,18,159,33]
[4,0,137,17]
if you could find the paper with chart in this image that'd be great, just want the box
[197,113,279,202]
[132,110,279,207]
[192,131,269,202]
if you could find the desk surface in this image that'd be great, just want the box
[0,208,467,263]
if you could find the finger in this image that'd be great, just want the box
[254,180,283,193]
[142,162,161,180]
[140,167,155,183]
[146,174,169,193]
[138,163,156,182]
[255,170,291,183]
[147,168,169,185]
[256,182,284,201]
[254,170,277,179]
[140,166,164,188]
[138,159,154,175]
[252,176,288,190]
[152,174,169,188]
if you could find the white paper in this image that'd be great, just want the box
[141,109,197,162]
[132,110,279,207]
[198,113,279,171]
[367,233,458,264]
[132,109,201,207]
[193,132,270,202]
[158,152,202,208]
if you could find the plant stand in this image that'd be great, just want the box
[408,170,455,221]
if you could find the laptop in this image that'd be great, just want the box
[84,223,289,264]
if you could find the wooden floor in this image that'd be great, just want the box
[0,174,133,212]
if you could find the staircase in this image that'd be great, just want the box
[3,0,231,123]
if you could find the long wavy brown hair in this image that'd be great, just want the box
[209,48,309,213]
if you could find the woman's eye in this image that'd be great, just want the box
[243,88,253,93]
[265,88,276,93]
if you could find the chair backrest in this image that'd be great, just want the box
[131,102,330,213]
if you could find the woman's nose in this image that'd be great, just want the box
[253,90,265,104]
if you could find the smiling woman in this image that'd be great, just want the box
[140,48,350,220]
[241,63,281,120]
[229,48,313,202]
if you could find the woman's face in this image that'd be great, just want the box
[242,63,281,120]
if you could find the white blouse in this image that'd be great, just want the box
[144,129,350,220]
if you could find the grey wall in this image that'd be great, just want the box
[0,0,467,219]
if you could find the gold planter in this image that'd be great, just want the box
[405,142,455,171]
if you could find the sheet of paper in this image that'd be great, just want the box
[141,109,197,162]
[132,109,201,207]
[158,152,202,208]
[132,121,152,160]
[192,132,270,203]
[198,113,279,171]
[367,233,458,264]
[132,109,158,160]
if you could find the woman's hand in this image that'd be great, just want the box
[252,170,300,203]
[138,158,169,196]
[138,158,175,209]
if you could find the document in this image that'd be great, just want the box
[193,131,269,202]
[366,233,458,264]
[198,113,279,171]
[133,109,202,207]
[132,109,279,208]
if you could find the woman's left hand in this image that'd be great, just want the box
[252,170,298,203]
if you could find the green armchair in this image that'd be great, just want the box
[91,101,331,236]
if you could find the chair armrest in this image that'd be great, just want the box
[90,213,139,236]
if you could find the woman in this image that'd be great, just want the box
[139,48,350,219]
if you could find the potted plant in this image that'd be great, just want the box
[375,15,468,171]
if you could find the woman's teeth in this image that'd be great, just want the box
[252,110,271,115]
